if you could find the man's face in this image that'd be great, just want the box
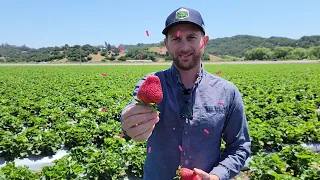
[164,23,209,71]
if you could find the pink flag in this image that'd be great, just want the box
[179,145,183,152]
[177,31,180,37]
[216,70,222,75]
[146,30,149,36]
[102,73,107,76]
[204,129,209,134]
[218,101,224,105]
[148,147,152,153]
[118,46,123,51]
[120,133,124,138]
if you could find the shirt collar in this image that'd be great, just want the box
[170,62,205,88]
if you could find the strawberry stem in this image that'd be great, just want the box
[135,99,160,113]
[174,165,182,180]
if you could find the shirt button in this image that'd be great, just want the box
[183,151,187,156]
[184,131,188,135]
[184,160,189,165]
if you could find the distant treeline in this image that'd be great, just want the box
[0,44,101,63]
[1,35,320,62]
[244,46,320,60]
[205,35,320,58]
[0,43,210,63]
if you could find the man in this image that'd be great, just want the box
[121,7,251,180]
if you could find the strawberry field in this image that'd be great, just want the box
[0,64,319,179]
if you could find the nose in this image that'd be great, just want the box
[180,39,191,52]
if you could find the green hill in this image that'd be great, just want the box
[1,35,320,63]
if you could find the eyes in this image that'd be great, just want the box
[172,36,196,41]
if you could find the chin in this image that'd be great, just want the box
[173,54,201,71]
[176,61,197,71]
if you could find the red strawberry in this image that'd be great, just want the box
[136,75,163,112]
[174,166,202,180]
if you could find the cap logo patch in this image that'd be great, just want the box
[176,8,189,19]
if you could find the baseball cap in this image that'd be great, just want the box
[162,7,205,35]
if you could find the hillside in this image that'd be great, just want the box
[120,35,320,58]
[1,35,320,63]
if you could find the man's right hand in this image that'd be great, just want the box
[121,105,159,142]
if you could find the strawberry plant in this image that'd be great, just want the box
[0,162,40,180]
[0,64,319,179]
[249,145,320,179]
[41,156,84,179]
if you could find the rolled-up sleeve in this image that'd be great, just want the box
[209,84,251,180]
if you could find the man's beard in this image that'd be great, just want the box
[171,51,202,71]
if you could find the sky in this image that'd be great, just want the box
[1,0,319,48]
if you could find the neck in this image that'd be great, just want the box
[175,62,201,89]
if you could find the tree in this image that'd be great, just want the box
[273,47,293,59]
[308,46,320,59]
[87,56,92,61]
[202,53,210,61]
[287,48,307,60]
[149,54,156,61]
[244,47,272,60]
[113,48,120,55]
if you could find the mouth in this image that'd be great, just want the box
[179,53,193,59]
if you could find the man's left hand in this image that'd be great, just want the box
[193,168,220,180]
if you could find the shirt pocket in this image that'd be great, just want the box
[199,105,227,137]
